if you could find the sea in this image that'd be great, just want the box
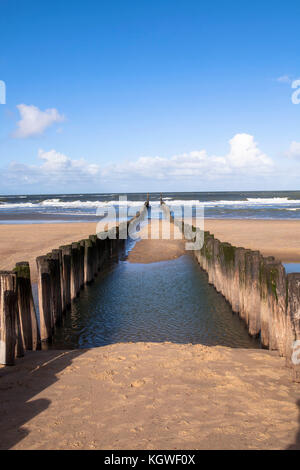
[1,190,300,224]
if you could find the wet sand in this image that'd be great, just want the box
[0,343,299,450]
[127,220,186,263]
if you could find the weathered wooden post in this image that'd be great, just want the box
[15,303,24,358]
[53,248,65,315]
[236,248,248,325]
[96,237,106,270]
[0,271,18,365]
[70,242,81,299]
[1,292,17,365]
[96,237,105,269]
[59,245,72,311]
[117,222,127,257]
[204,234,214,280]
[286,273,300,382]
[259,256,276,349]
[112,226,120,259]
[231,246,241,314]
[94,234,101,272]
[36,256,53,342]
[89,235,98,277]
[212,239,222,294]
[101,236,111,264]
[82,239,94,284]
[240,250,252,328]
[14,262,41,351]
[244,251,262,337]
[265,261,287,354]
[0,269,24,359]
[79,241,85,288]
[49,250,63,325]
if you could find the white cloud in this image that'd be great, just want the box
[13,104,65,138]
[3,149,100,187]
[102,133,273,180]
[38,148,100,178]
[0,133,274,190]
[226,133,272,169]
[276,75,292,84]
[285,141,300,159]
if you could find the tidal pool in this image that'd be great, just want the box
[49,246,259,349]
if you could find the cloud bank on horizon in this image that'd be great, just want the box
[1,99,299,193]
[1,132,277,192]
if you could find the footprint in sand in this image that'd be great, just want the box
[130,379,147,388]
[130,426,143,433]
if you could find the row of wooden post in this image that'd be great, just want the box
[0,202,150,366]
[0,227,126,364]
[192,231,300,382]
[36,229,125,343]
[161,201,300,382]
[0,263,41,365]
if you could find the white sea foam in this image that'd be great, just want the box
[0,202,37,208]
[1,196,300,210]
[0,199,155,209]
[203,198,300,206]
[169,198,300,206]
[41,198,62,205]
[246,197,300,204]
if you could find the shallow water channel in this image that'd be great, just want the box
[48,240,259,349]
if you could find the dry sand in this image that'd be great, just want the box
[0,343,299,450]
[205,219,300,262]
[0,223,96,282]
[1,219,299,282]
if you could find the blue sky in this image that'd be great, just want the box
[0,0,300,194]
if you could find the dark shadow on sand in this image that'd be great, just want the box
[0,349,86,449]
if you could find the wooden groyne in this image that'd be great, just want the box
[4,195,299,381]
[161,200,300,382]
[0,202,149,363]
[36,200,148,344]
[0,263,41,365]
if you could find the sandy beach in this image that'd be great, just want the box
[0,343,299,450]
[1,219,300,282]
[205,219,300,263]
[0,223,96,283]
[127,219,186,263]
[0,219,300,449]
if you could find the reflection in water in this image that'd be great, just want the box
[49,250,259,350]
